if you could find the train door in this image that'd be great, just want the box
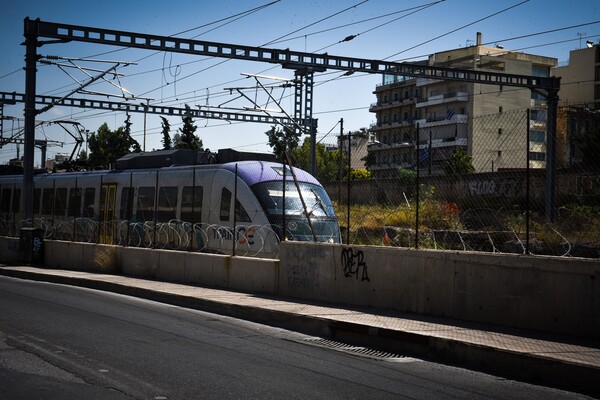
[99,183,117,244]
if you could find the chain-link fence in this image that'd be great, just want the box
[2,105,599,259]
[0,159,341,260]
[318,104,600,258]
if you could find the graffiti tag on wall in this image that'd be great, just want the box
[341,248,370,282]
[286,263,319,289]
[468,178,521,198]
[283,245,328,290]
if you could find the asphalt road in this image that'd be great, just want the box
[0,276,591,399]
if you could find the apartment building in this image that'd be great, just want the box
[369,33,557,177]
[553,42,600,170]
[553,42,600,106]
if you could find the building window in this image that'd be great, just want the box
[530,130,545,142]
[532,66,550,77]
[531,109,547,121]
[529,152,546,161]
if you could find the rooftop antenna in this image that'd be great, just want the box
[577,32,586,49]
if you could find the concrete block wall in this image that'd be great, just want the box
[1,236,598,339]
[0,236,19,263]
[279,242,600,339]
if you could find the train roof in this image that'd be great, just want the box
[0,160,321,187]
[221,161,320,186]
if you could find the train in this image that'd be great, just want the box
[0,149,341,258]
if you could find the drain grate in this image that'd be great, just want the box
[303,338,412,361]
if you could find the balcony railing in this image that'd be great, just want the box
[414,113,468,126]
[369,97,417,111]
[416,91,469,107]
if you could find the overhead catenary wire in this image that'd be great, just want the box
[314,0,446,53]
[4,2,598,161]
[385,0,531,60]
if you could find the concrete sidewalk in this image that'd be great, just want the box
[1,264,599,397]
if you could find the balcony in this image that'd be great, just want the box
[369,97,416,112]
[368,141,414,151]
[417,91,469,107]
[369,120,416,131]
[414,113,468,128]
[416,137,468,150]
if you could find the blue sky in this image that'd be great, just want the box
[1,0,599,166]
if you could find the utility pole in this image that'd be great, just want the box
[23,18,39,227]
[142,99,149,152]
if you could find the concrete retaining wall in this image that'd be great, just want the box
[278,242,600,340]
[1,236,598,339]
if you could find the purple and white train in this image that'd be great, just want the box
[0,150,341,258]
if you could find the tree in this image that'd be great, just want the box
[123,113,141,153]
[160,117,172,150]
[265,125,299,162]
[77,149,88,161]
[293,137,343,182]
[397,167,416,185]
[87,122,141,169]
[176,104,202,150]
[350,168,372,180]
[444,149,475,175]
[362,150,376,168]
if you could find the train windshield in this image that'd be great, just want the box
[252,181,340,243]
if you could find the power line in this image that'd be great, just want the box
[261,0,369,47]
[266,1,445,46]
[385,0,530,60]
[483,20,600,46]
[314,0,446,53]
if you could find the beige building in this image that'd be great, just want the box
[341,130,371,170]
[553,43,600,106]
[553,42,600,170]
[369,33,557,177]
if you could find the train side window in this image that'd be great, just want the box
[157,186,177,222]
[68,188,82,217]
[220,188,231,221]
[120,187,133,220]
[54,188,67,217]
[42,188,54,215]
[181,186,203,223]
[11,189,21,213]
[0,188,10,212]
[34,189,41,215]
[83,188,95,218]
[136,187,155,222]
[235,199,251,223]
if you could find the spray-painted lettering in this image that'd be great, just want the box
[341,248,369,282]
